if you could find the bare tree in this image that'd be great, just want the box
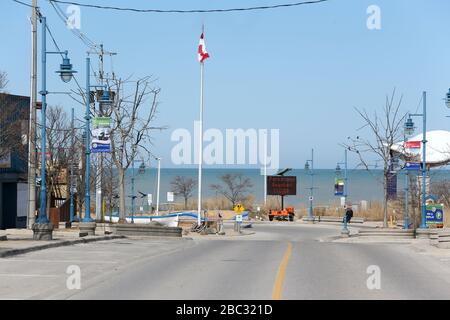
[107,76,164,223]
[0,71,28,165]
[35,106,73,213]
[345,89,407,228]
[0,71,8,92]
[431,180,450,208]
[171,176,196,209]
[210,173,253,209]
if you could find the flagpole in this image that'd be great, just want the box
[197,60,204,225]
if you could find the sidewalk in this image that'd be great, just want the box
[0,228,124,258]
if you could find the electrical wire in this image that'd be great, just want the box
[48,0,100,52]
[11,0,36,8]
[48,0,329,14]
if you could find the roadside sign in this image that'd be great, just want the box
[426,204,444,227]
[404,141,421,149]
[234,204,244,213]
[309,196,314,201]
[167,192,174,202]
[405,162,421,171]
[236,214,243,223]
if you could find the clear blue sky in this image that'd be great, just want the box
[2,0,450,169]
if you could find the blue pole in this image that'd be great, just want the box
[38,16,49,224]
[404,169,409,229]
[343,148,348,232]
[131,161,135,224]
[69,107,74,223]
[83,57,92,222]
[420,91,427,229]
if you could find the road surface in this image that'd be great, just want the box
[1,223,450,299]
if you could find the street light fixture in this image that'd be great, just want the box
[34,16,76,240]
[404,117,415,136]
[55,51,76,83]
[445,88,450,108]
[304,161,310,171]
[98,89,113,113]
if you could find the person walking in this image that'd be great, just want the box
[344,205,354,223]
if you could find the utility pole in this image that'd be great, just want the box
[92,44,117,222]
[263,130,267,206]
[95,45,104,222]
[69,107,75,224]
[27,0,38,229]
[93,44,116,222]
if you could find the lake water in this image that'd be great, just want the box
[123,168,450,209]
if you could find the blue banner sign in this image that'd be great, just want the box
[405,162,421,171]
[426,204,444,227]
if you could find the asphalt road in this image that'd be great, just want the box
[1,223,450,300]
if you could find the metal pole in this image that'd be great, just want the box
[308,148,314,219]
[420,91,427,229]
[342,148,348,233]
[197,61,204,225]
[404,169,409,229]
[83,56,92,222]
[95,44,104,222]
[27,0,38,228]
[69,107,74,223]
[156,158,161,215]
[37,16,49,224]
[131,160,135,223]
[263,130,267,206]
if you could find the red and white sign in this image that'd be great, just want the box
[198,32,210,63]
[404,141,421,149]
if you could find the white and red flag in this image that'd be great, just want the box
[198,32,210,63]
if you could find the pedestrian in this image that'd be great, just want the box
[345,206,354,223]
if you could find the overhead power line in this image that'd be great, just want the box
[48,0,100,51]
[48,0,329,13]
[12,0,35,8]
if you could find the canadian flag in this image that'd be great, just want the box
[198,32,210,63]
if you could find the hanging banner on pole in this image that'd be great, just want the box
[91,117,111,153]
[334,178,344,196]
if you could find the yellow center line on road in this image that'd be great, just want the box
[272,241,293,300]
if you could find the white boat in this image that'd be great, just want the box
[104,213,180,227]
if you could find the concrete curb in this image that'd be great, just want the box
[0,235,126,258]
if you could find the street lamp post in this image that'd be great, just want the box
[79,58,112,235]
[304,148,315,221]
[82,59,112,222]
[405,91,428,229]
[69,107,75,224]
[83,57,93,223]
[34,16,76,240]
[336,148,349,235]
[403,117,415,230]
